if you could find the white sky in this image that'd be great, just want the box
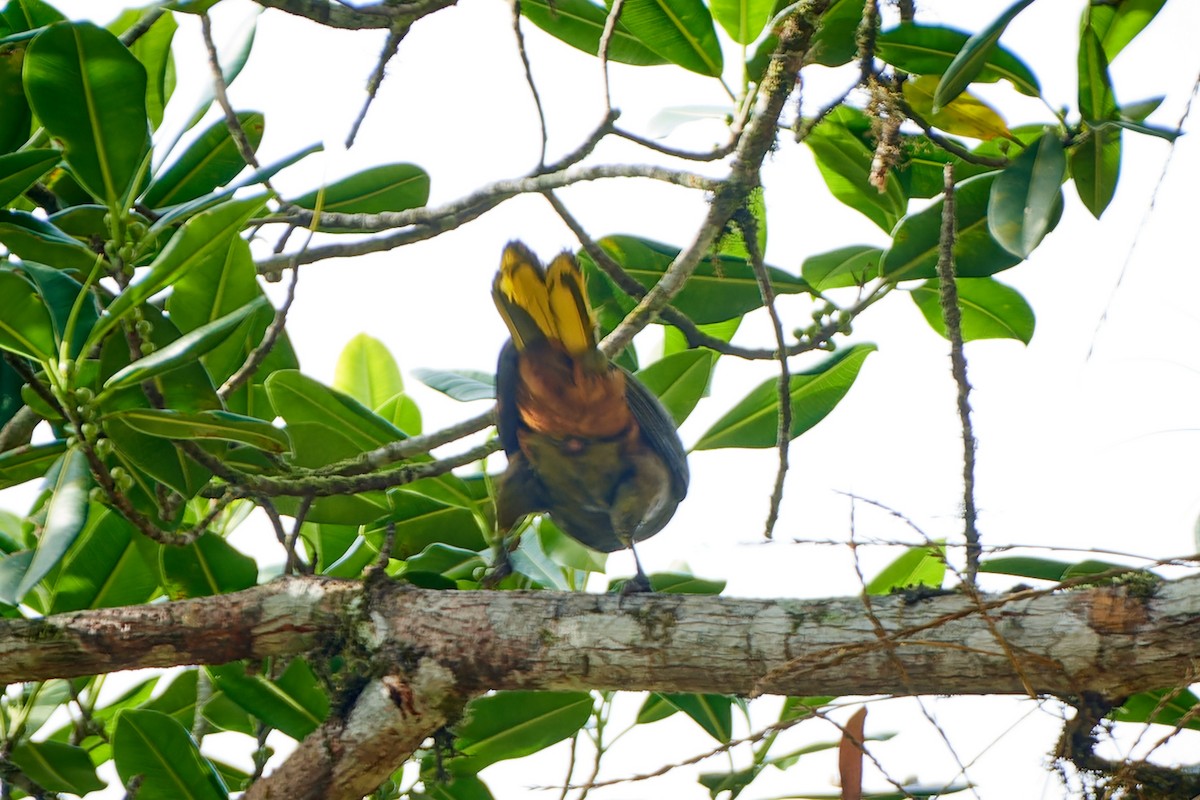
[7,0,1200,797]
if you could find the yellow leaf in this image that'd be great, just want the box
[904,75,1012,141]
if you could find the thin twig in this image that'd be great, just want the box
[345,24,409,148]
[935,163,980,586]
[598,0,625,110]
[117,7,165,46]
[509,0,548,168]
[201,14,265,179]
[220,264,301,400]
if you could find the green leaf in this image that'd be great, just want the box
[291,163,430,217]
[413,774,495,800]
[933,0,1036,110]
[875,24,1039,98]
[173,8,257,132]
[405,542,488,580]
[882,172,1027,281]
[910,277,1035,344]
[334,332,404,410]
[579,235,809,324]
[520,0,668,65]
[715,185,767,261]
[1070,128,1121,219]
[377,391,422,435]
[865,544,946,594]
[0,441,67,490]
[19,262,99,360]
[208,660,328,740]
[161,531,257,599]
[634,348,711,426]
[905,75,1012,141]
[1078,25,1116,122]
[412,368,495,402]
[9,740,105,794]
[450,691,593,774]
[1085,0,1166,62]
[0,148,58,205]
[695,344,875,449]
[662,693,732,742]
[104,297,269,391]
[109,8,177,130]
[0,210,101,272]
[0,268,56,361]
[801,245,883,290]
[805,107,908,231]
[17,446,90,601]
[88,195,264,349]
[1112,688,1200,731]
[110,408,291,453]
[637,693,678,724]
[987,130,1065,258]
[979,556,1077,581]
[266,370,401,467]
[144,112,264,207]
[113,709,228,800]
[808,0,865,68]
[23,21,150,208]
[380,489,489,557]
[648,571,725,593]
[711,0,772,44]
[47,505,159,612]
[534,518,607,574]
[613,0,723,77]
[0,38,33,154]
[896,133,996,199]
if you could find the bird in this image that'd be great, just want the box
[490,241,689,590]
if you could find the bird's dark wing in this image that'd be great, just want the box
[496,339,522,456]
[621,367,689,502]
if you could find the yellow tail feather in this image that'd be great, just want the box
[493,242,596,356]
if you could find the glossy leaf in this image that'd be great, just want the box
[634,348,711,425]
[807,0,865,68]
[933,0,1036,110]
[614,0,723,77]
[334,332,404,410]
[109,7,177,130]
[881,172,1026,281]
[987,130,1065,258]
[405,542,488,580]
[695,345,875,449]
[805,107,908,231]
[161,531,257,599]
[711,0,772,44]
[1079,25,1116,121]
[579,235,809,325]
[979,556,1077,581]
[144,112,264,207]
[535,518,607,574]
[46,506,159,612]
[0,269,55,361]
[23,21,150,208]
[1112,688,1200,731]
[1086,0,1167,62]
[208,660,328,740]
[520,0,668,65]
[291,163,430,217]
[1074,29,1121,219]
[714,184,767,261]
[105,297,269,391]
[865,544,946,594]
[0,37,32,154]
[662,693,732,742]
[110,408,290,453]
[896,133,996,199]
[875,24,1039,98]
[377,391,422,435]
[449,691,593,774]
[9,740,105,794]
[648,571,725,593]
[20,262,99,359]
[113,709,228,800]
[16,446,90,601]
[0,210,101,272]
[904,76,1011,141]
[413,367,496,402]
[910,277,1035,344]
[382,489,489,557]
[802,245,883,290]
[0,441,67,490]
[89,195,264,349]
[0,148,58,205]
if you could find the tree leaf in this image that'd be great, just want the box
[612,0,723,77]
[0,441,67,490]
[412,368,496,402]
[290,163,430,218]
[113,709,228,800]
[905,76,1011,141]
[634,348,711,425]
[0,268,56,361]
[208,659,328,740]
[108,7,177,130]
[9,740,106,794]
[0,38,33,155]
[987,130,1065,258]
[1070,128,1121,219]
[334,332,404,411]
[88,195,264,349]
[143,112,264,207]
[520,0,667,66]
[1111,688,1200,731]
[104,297,270,391]
[376,391,422,435]
[46,505,159,612]
[909,277,1035,344]
[0,210,102,272]
[695,344,875,449]
[1078,25,1116,123]
[23,21,150,208]
[933,0,1036,110]
[449,691,593,774]
[662,694,732,742]
[0,148,58,205]
[109,408,291,453]
[1085,0,1167,62]
[17,447,90,601]
[876,24,1039,98]
[801,245,883,290]
[711,0,772,44]
[161,531,257,599]
[805,107,909,232]
[881,172,1026,281]
[865,544,946,594]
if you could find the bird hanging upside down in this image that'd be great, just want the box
[491,241,689,589]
